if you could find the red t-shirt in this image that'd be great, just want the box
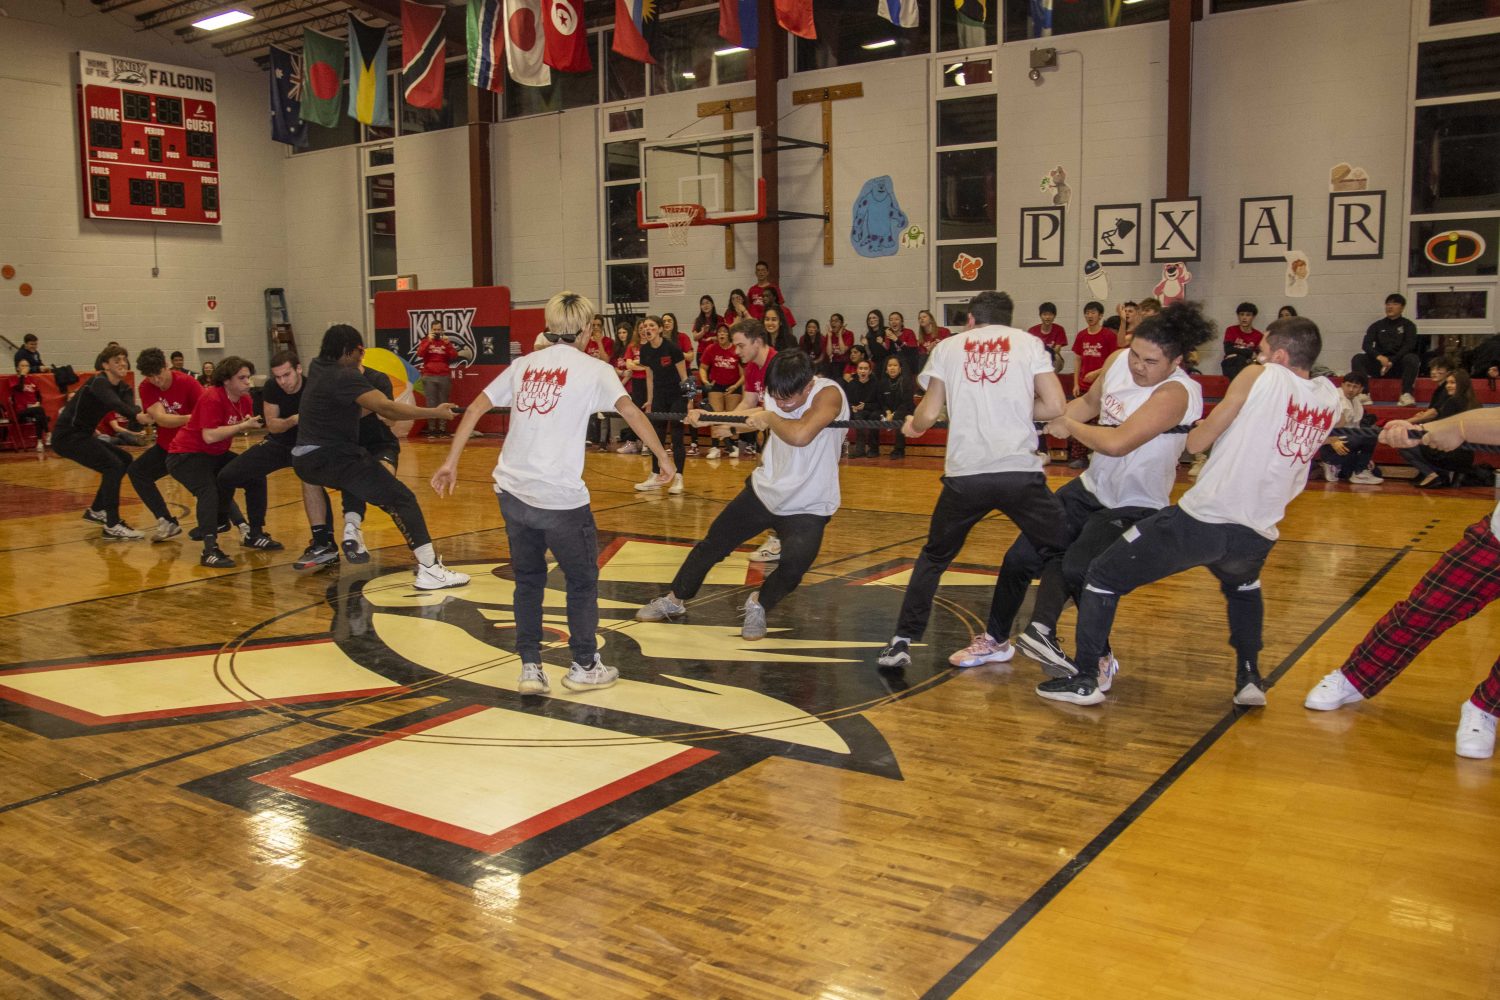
[139,370,203,450]
[895,328,919,350]
[583,338,614,363]
[824,330,854,362]
[623,344,645,382]
[12,376,40,409]
[700,342,742,388]
[169,386,253,456]
[676,332,695,362]
[1072,328,1119,385]
[752,281,784,306]
[1224,326,1264,353]
[918,327,951,353]
[1028,323,1068,350]
[744,347,777,397]
[95,414,119,436]
[417,337,460,376]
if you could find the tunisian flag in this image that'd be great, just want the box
[776,0,816,39]
[543,0,592,72]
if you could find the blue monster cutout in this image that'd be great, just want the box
[850,176,908,258]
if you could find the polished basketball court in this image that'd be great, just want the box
[1,441,1497,998]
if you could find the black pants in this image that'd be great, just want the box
[52,431,132,524]
[895,471,1072,641]
[498,492,599,664]
[125,443,174,522]
[1350,352,1420,395]
[619,380,647,442]
[1074,506,1274,677]
[16,405,48,438]
[219,439,301,532]
[1315,437,1378,479]
[650,390,686,474]
[671,481,829,612]
[294,444,431,550]
[169,450,264,546]
[1221,352,1255,381]
[342,444,400,520]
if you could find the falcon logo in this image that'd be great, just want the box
[962,335,1010,384]
[1275,399,1335,463]
[514,366,568,415]
[406,308,477,369]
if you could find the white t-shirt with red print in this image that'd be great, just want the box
[918,324,1054,477]
[483,345,628,510]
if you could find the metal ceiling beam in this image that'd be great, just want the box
[214,10,400,57]
[136,0,228,29]
[95,0,157,13]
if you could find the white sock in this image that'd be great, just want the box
[1033,623,1051,636]
[893,635,911,645]
[344,511,362,526]
[413,543,436,567]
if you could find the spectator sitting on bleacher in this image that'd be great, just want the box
[1407,357,1453,424]
[11,358,50,449]
[1351,293,1421,406]
[96,412,145,448]
[1315,371,1381,485]
[1221,302,1263,381]
[1402,368,1480,489]
[844,358,878,457]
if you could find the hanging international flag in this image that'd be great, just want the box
[955,0,987,46]
[268,45,308,147]
[776,0,816,40]
[718,0,758,49]
[612,0,657,64]
[504,0,551,87]
[402,0,447,110]
[1029,0,1053,37]
[347,14,391,126]
[467,0,505,91]
[300,28,345,128]
[542,0,592,73]
[878,0,919,28]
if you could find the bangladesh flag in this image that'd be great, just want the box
[300,28,346,128]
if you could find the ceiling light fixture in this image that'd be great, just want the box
[190,9,255,30]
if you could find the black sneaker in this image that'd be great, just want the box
[1036,673,1106,706]
[200,548,236,569]
[1233,663,1267,707]
[293,541,340,571]
[877,638,911,667]
[342,538,371,564]
[189,521,231,542]
[1016,622,1075,678]
[243,531,284,551]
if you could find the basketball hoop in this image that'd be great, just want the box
[659,203,706,247]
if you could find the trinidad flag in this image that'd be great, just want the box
[402,0,447,110]
[717,0,758,49]
[467,0,505,91]
[612,0,657,64]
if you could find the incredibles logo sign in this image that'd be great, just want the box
[1424,230,1487,268]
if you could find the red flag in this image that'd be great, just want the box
[543,0,592,72]
[401,0,447,110]
[612,0,655,64]
[775,0,815,39]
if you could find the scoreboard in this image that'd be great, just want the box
[77,51,220,226]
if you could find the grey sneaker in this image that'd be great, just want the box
[562,656,619,692]
[82,508,108,525]
[637,595,686,622]
[740,596,767,640]
[102,521,144,540]
[518,663,550,695]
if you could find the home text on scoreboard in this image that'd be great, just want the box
[77,51,221,226]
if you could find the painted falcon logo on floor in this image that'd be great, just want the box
[0,535,974,885]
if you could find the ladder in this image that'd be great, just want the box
[265,288,297,358]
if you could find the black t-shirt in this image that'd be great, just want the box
[358,368,400,451]
[640,339,685,397]
[297,357,377,448]
[57,374,139,437]
[260,375,304,447]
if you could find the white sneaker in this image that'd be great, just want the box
[750,536,781,563]
[1456,701,1498,759]
[637,594,686,621]
[414,559,470,591]
[1099,653,1121,694]
[1304,670,1365,711]
[151,518,182,543]
[634,474,665,492]
[668,473,684,495]
[706,446,722,459]
[562,655,619,691]
[948,633,1014,667]
[616,441,640,454]
[1321,462,1338,482]
[82,508,108,525]
[102,521,145,540]
[518,663,550,695]
[727,445,740,458]
[1398,392,1416,407]
[1350,470,1383,485]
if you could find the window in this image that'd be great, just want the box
[1430,0,1500,27]
[939,3,997,51]
[605,32,647,101]
[1002,0,1168,42]
[1415,288,1489,320]
[936,149,997,240]
[937,96,997,146]
[941,58,994,89]
[1411,99,1500,214]
[602,114,648,307]
[796,0,929,70]
[651,11,752,93]
[933,64,997,309]
[401,60,472,134]
[1416,34,1500,100]
[362,145,397,325]
[505,44,600,118]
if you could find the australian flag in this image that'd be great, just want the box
[268,45,308,148]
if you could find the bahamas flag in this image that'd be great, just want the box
[347,14,391,126]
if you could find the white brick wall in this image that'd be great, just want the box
[281,146,365,342]
[396,126,473,293]
[0,2,288,371]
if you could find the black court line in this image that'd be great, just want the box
[920,546,1411,1000]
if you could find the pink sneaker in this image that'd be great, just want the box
[949,633,1015,667]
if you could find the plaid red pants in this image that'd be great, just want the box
[1340,516,1500,714]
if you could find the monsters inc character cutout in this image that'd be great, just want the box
[851,176,909,258]
[1153,262,1192,305]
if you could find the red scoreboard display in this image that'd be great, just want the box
[77,51,220,226]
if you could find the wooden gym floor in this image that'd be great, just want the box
[0,438,1496,999]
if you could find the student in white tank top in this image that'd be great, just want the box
[996,304,1212,681]
[1037,315,1340,709]
[635,349,847,641]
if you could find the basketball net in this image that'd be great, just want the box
[660,203,706,247]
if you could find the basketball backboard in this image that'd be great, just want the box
[638,127,766,227]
